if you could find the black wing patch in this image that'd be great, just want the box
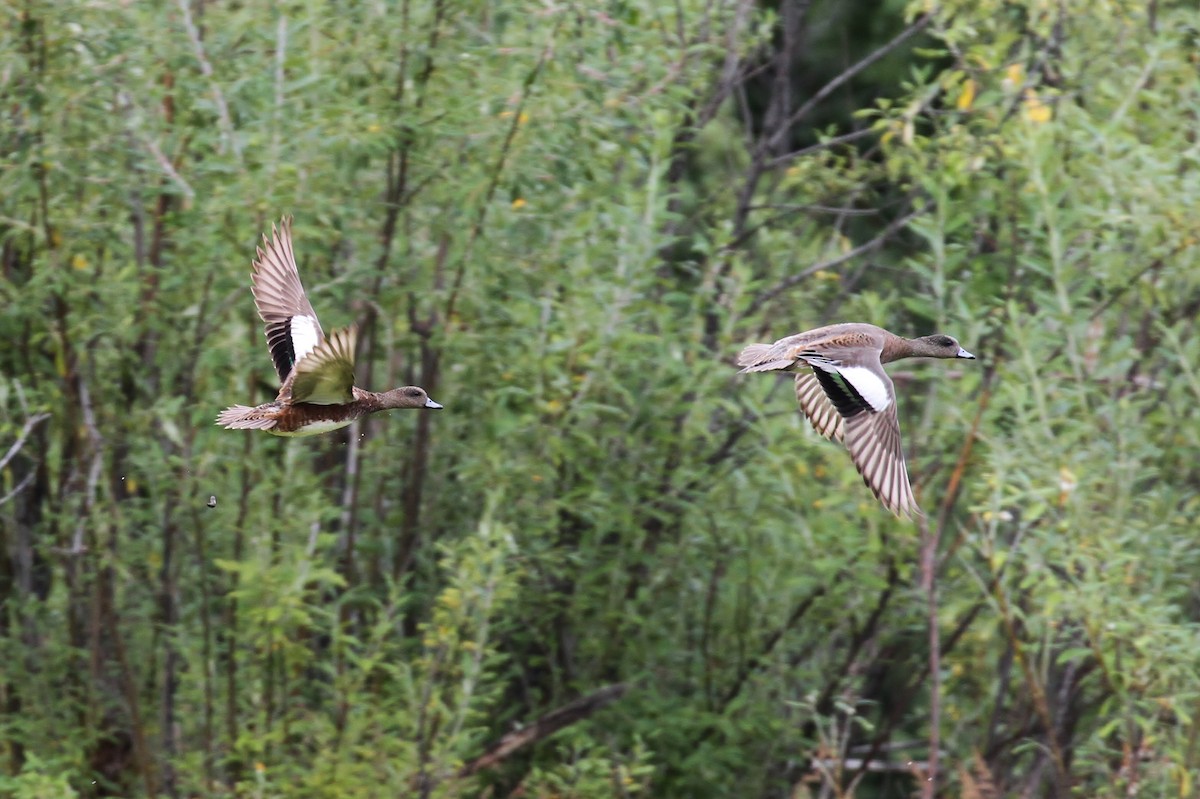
[811,365,875,419]
[265,319,298,381]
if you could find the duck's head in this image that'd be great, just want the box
[916,334,975,360]
[383,386,443,409]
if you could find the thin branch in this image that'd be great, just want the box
[0,471,36,507]
[767,127,877,167]
[443,18,564,327]
[745,202,881,216]
[764,13,933,154]
[744,206,921,316]
[268,12,287,179]
[809,556,899,711]
[460,685,628,776]
[692,0,758,128]
[116,91,196,199]
[934,376,995,570]
[917,513,942,799]
[711,578,837,720]
[994,578,1070,786]
[725,12,930,263]
[176,0,241,160]
[0,412,49,473]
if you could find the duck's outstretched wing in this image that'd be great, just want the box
[251,217,325,383]
[793,370,844,441]
[804,352,919,518]
[287,325,357,405]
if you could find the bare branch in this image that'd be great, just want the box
[917,513,942,799]
[767,127,877,167]
[269,13,288,177]
[176,0,242,160]
[744,206,920,317]
[745,203,880,217]
[765,13,933,154]
[0,411,49,473]
[0,470,36,507]
[116,91,196,199]
[460,684,628,776]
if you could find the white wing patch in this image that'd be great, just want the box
[834,365,892,412]
[805,356,892,413]
[290,315,320,363]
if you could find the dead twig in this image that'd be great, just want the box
[744,207,920,316]
[460,684,629,777]
[0,411,50,471]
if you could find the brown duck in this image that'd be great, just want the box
[217,218,442,436]
[738,323,975,517]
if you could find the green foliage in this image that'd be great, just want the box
[2,0,1199,797]
[0,754,79,799]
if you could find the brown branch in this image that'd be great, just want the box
[725,12,931,262]
[460,684,629,777]
[847,522,1031,787]
[743,206,920,317]
[917,512,942,799]
[708,578,837,726]
[935,382,991,535]
[767,127,878,167]
[764,13,932,154]
[811,556,899,714]
[994,578,1069,787]
[100,520,158,796]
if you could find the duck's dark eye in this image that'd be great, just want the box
[405,387,423,397]
[937,336,955,347]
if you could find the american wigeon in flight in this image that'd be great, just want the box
[738,323,975,517]
[217,218,441,436]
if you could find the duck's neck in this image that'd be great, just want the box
[879,332,915,364]
[351,389,389,412]
[896,335,947,361]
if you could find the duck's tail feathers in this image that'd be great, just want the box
[736,343,795,373]
[216,405,278,430]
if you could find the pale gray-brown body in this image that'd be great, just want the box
[738,322,975,517]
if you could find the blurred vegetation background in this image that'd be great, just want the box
[2,0,1199,796]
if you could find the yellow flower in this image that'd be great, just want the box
[1022,89,1052,124]
[956,79,977,111]
[511,198,526,210]
[71,254,89,270]
[1003,63,1024,92]
[1057,466,1077,506]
